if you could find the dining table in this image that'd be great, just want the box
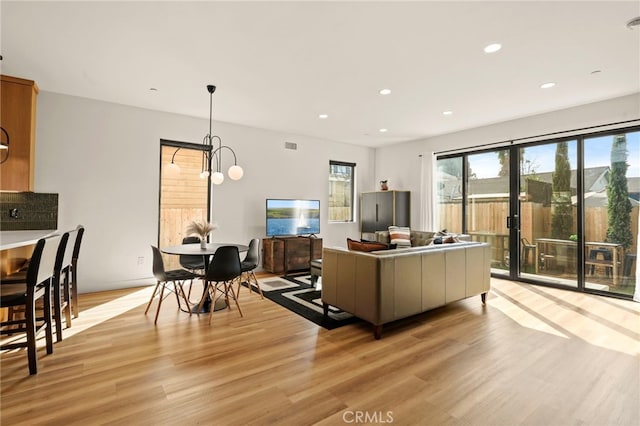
[161,242,248,312]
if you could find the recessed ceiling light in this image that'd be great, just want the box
[442,111,453,116]
[379,88,391,95]
[379,128,388,133]
[484,43,502,53]
[540,82,556,89]
[318,114,328,119]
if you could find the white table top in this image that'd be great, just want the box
[0,230,58,250]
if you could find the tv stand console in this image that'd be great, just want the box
[262,236,322,274]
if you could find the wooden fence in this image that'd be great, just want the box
[439,201,638,253]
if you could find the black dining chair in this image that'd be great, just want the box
[0,235,59,375]
[197,245,243,325]
[179,236,207,273]
[52,229,77,342]
[145,246,197,324]
[2,228,79,342]
[237,238,263,299]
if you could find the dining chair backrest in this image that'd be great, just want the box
[54,232,71,275]
[206,246,241,282]
[151,246,167,281]
[242,238,260,268]
[28,235,61,290]
[180,236,206,270]
[71,225,85,261]
[56,228,80,275]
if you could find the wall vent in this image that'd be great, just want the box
[284,141,297,150]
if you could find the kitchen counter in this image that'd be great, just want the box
[0,230,58,250]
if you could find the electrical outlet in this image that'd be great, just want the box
[137,256,144,266]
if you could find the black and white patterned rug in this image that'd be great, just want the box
[244,274,358,330]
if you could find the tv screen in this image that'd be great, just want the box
[266,199,320,236]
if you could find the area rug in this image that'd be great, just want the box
[244,274,359,330]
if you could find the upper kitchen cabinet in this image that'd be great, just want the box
[1,75,39,191]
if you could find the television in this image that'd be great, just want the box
[266,199,320,237]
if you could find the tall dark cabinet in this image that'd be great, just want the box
[360,190,410,236]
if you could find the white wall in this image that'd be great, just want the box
[375,93,640,230]
[35,92,374,292]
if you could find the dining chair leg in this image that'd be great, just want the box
[180,284,192,316]
[249,272,263,299]
[172,282,182,308]
[154,284,166,324]
[63,270,72,327]
[144,282,162,315]
[54,274,64,342]
[227,281,243,317]
[175,281,192,316]
[43,284,54,355]
[222,282,231,311]
[25,295,38,375]
[208,283,218,325]
[196,281,210,314]
[71,262,79,318]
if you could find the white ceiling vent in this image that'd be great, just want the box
[284,141,297,150]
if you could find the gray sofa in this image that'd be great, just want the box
[321,241,491,339]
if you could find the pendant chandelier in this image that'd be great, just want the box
[200,84,243,184]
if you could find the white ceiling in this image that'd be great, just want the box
[1,1,639,148]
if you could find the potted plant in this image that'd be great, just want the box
[186,220,217,249]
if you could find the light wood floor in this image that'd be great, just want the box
[1,276,639,425]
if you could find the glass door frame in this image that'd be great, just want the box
[436,124,639,300]
[508,136,584,292]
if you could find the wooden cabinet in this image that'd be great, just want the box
[0,75,39,192]
[360,190,410,233]
[262,236,322,274]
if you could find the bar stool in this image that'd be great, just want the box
[0,235,60,375]
[70,225,85,318]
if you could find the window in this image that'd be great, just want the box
[159,141,210,270]
[329,160,355,222]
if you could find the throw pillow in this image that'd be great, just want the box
[388,226,411,247]
[347,238,389,252]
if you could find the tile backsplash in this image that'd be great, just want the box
[0,192,58,231]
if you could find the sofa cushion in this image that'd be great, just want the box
[347,238,389,252]
[388,226,411,247]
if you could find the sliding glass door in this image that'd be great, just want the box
[517,140,578,288]
[582,131,639,296]
[436,126,639,299]
[466,150,511,275]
